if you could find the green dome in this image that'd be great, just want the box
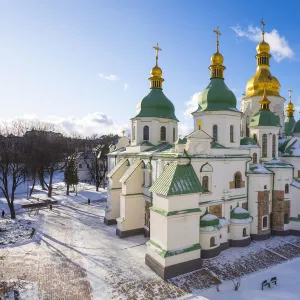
[200,208,219,227]
[240,136,257,146]
[195,78,238,112]
[292,120,300,133]
[284,116,296,136]
[133,88,178,121]
[249,110,281,127]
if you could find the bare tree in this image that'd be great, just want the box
[83,134,116,191]
[231,271,242,291]
[0,123,27,219]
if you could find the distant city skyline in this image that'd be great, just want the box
[0,0,299,136]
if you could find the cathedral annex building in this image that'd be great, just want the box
[105,21,300,280]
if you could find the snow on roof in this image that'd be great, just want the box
[264,158,293,168]
[291,178,300,189]
[219,218,230,227]
[249,164,273,174]
[119,159,143,183]
[202,213,219,221]
[107,158,129,178]
[281,138,300,157]
[233,207,248,214]
[229,217,252,224]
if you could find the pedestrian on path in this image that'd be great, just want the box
[1,210,4,218]
[49,204,52,211]
[88,198,90,205]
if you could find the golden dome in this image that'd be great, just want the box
[256,40,270,54]
[246,69,280,97]
[286,101,294,111]
[211,51,224,65]
[150,65,162,77]
[245,20,281,97]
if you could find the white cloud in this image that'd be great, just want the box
[178,122,193,137]
[184,92,201,118]
[97,73,118,81]
[124,83,128,91]
[231,25,294,62]
[3,112,129,137]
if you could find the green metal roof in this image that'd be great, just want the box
[133,88,178,121]
[264,158,293,168]
[193,78,239,113]
[240,136,257,146]
[249,110,281,127]
[292,120,300,133]
[284,116,296,136]
[230,203,250,219]
[107,158,129,178]
[119,159,143,183]
[149,162,203,196]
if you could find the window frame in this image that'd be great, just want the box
[160,126,166,141]
[143,125,149,141]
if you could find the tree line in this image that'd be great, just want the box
[0,120,118,219]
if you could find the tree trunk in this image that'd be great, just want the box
[66,183,69,195]
[29,177,36,196]
[8,202,16,219]
[48,170,53,197]
[39,171,46,190]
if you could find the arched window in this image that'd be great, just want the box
[143,125,149,141]
[213,125,218,141]
[272,134,276,157]
[210,237,216,247]
[173,128,176,142]
[253,153,257,164]
[284,213,289,224]
[160,126,166,141]
[253,134,257,143]
[230,125,234,143]
[243,228,247,237]
[132,125,136,140]
[262,134,268,158]
[234,172,242,188]
[285,184,289,194]
[246,116,251,137]
[202,176,209,192]
[263,216,268,229]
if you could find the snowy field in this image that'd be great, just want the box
[197,259,300,299]
[1,177,300,299]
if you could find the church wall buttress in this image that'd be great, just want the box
[272,190,290,231]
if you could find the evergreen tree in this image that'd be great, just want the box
[64,158,79,195]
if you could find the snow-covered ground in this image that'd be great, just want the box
[196,258,300,299]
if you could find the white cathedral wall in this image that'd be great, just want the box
[199,229,220,250]
[193,111,242,148]
[249,127,279,160]
[152,194,199,213]
[280,157,300,178]
[241,95,285,134]
[117,194,144,231]
[131,117,178,146]
[166,214,200,250]
[192,158,247,204]
[271,168,293,195]
[230,223,251,240]
[290,186,300,218]
[220,226,228,244]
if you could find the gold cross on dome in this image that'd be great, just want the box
[213,26,221,50]
[288,88,293,101]
[260,18,266,39]
[153,43,162,65]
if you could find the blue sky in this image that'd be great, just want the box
[0,0,299,136]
